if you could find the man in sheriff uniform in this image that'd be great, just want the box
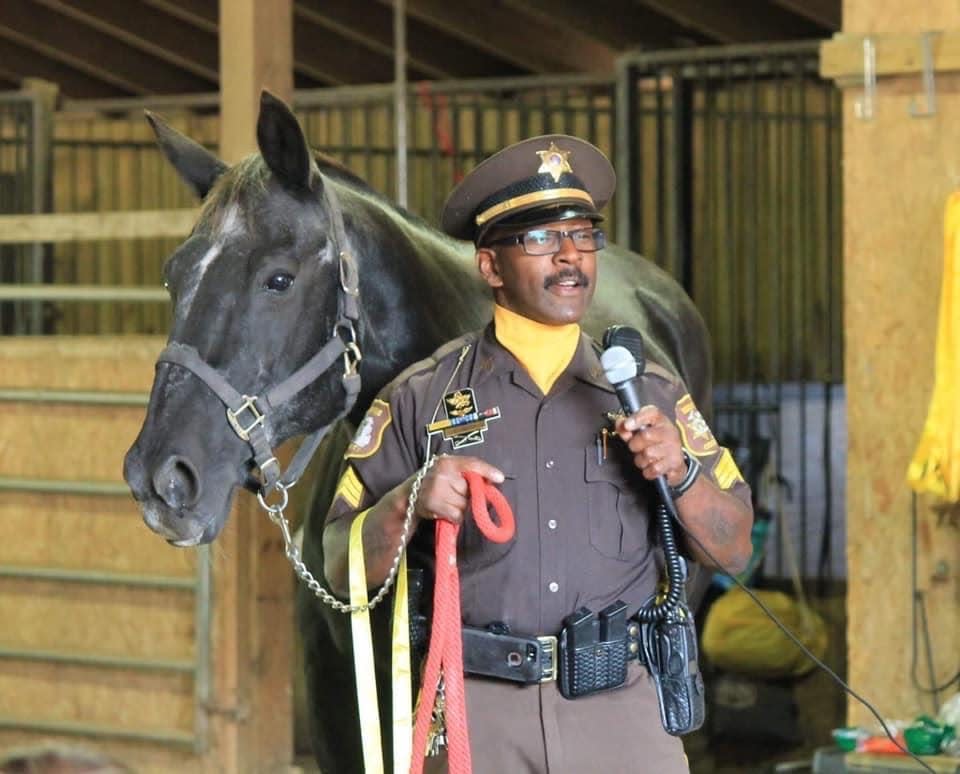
[322,135,754,773]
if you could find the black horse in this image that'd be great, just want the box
[123,92,712,772]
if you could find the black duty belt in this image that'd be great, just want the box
[462,626,559,684]
[462,605,641,693]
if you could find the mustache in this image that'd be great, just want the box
[544,269,590,289]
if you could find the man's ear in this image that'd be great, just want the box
[476,247,504,289]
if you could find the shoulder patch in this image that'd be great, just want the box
[345,399,392,459]
[675,393,719,457]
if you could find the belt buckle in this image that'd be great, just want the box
[537,635,558,683]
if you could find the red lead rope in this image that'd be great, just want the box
[409,471,515,774]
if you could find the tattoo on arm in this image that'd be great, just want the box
[707,509,735,546]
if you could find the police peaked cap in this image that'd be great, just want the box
[440,134,616,244]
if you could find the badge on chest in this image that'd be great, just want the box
[426,388,501,449]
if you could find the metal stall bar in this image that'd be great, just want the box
[0,718,195,748]
[0,388,148,406]
[0,565,195,589]
[0,286,167,302]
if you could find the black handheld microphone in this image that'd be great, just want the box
[599,333,673,505]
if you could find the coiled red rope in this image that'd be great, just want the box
[410,471,515,774]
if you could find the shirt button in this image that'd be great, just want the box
[547,519,557,530]
[548,581,559,593]
[545,459,555,469]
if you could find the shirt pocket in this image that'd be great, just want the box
[584,449,649,560]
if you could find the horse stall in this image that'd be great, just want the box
[0,90,292,768]
[0,333,300,773]
[0,336,199,768]
[1,48,852,772]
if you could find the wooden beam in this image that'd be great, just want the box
[292,15,397,85]
[220,0,293,161]
[505,0,708,50]
[633,0,821,43]
[496,0,619,68]
[296,0,447,79]
[388,0,582,73]
[142,0,217,34]
[295,0,519,79]
[820,31,960,83]
[0,37,128,98]
[218,3,295,772]
[0,0,203,95]
[37,0,219,84]
[0,210,197,244]
[767,0,840,31]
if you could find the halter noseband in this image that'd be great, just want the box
[155,180,363,496]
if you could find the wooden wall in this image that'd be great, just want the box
[829,0,960,726]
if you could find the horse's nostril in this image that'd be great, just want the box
[152,455,202,509]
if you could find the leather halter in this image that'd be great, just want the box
[155,180,363,495]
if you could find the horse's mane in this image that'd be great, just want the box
[196,149,441,238]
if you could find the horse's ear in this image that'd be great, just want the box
[257,90,320,193]
[145,110,228,199]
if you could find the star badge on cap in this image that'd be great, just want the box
[536,142,573,183]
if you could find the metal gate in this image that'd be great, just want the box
[616,42,844,582]
[293,75,616,228]
[0,90,51,333]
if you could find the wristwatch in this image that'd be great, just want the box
[669,450,701,500]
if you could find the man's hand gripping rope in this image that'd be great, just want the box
[409,469,515,774]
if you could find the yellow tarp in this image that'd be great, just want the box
[907,192,960,503]
[701,587,828,679]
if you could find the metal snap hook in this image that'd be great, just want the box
[258,481,289,514]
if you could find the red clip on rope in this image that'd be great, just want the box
[410,471,515,774]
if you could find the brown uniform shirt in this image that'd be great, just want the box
[327,324,750,636]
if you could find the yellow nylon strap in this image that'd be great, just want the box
[391,552,413,773]
[349,509,384,774]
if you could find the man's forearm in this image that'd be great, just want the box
[674,477,754,573]
[322,481,416,598]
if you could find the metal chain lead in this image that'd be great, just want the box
[256,455,437,614]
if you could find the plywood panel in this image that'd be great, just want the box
[0,660,193,732]
[842,66,960,724]
[0,580,194,660]
[0,403,151,481]
[845,0,959,33]
[0,335,164,390]
[0,494,195,577]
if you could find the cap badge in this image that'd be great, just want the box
[536,142,573,183]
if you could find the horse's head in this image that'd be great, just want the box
[124,92,362,546]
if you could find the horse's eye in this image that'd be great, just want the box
[265,271,295,293]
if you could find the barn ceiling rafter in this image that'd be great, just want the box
[0,0,840,99]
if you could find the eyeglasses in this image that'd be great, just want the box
[489,227,606,256]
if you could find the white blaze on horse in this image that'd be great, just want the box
[123,91,712,772]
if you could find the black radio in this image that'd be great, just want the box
[637,601,705,736]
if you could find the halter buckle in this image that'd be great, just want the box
[343,340,362,377]
[226,394,266,441]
